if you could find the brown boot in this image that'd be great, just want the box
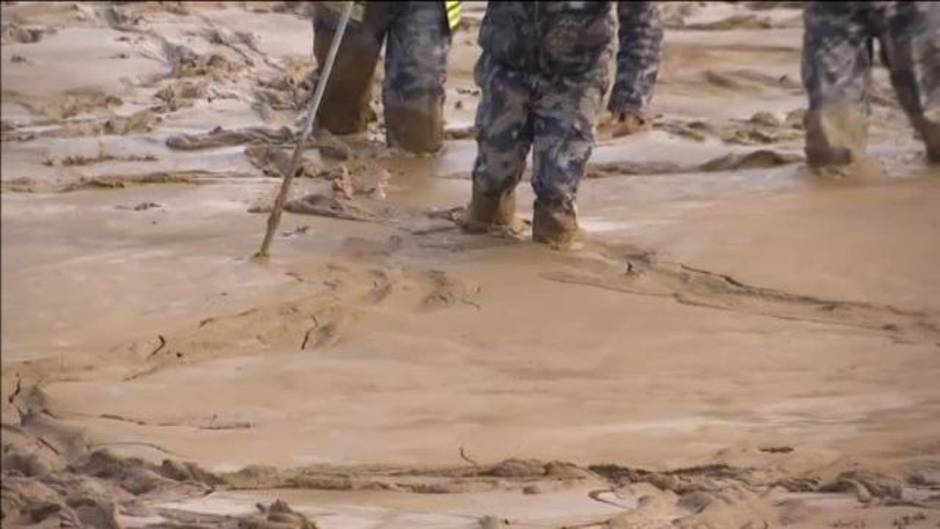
[532,199,580,250]
[460,187,519,234]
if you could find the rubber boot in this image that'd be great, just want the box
[460,186,518,234]
[312,5,386,135]
[914,109,940,164]
[532,199,580,250]
[804,105,870,168]
[385,103,445,154]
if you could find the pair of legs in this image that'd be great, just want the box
[312,2,451,153]
[802,1,940,167]
[467,54,605,246]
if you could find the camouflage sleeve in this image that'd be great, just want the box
[608,1,663,115]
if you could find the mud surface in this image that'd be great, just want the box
[3,2,939,528]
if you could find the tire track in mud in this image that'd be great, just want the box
[543,245,940,345]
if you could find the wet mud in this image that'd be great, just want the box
[3,2,939,528]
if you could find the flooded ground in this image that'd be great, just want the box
[2,2,939,528]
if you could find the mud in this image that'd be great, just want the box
[3,2,939,528]
[1,24,56,45]
[655,109,805,146]
[167,126,296,151]
[2,171,212,193]
[542,242,940,345]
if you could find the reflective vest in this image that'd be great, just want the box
[322,1,462,31]
[445,0,462,31]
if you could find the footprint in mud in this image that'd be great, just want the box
[421,269,482,311]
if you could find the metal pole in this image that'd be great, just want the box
[256,1,354,258]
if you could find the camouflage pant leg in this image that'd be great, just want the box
[471,54,534,199]
[383,2,451,154]
[313,4,388,135]
[530,75,604,206]
[880,2,940,162]
[801,2,875,166]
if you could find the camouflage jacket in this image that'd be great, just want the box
[478,1,663,114]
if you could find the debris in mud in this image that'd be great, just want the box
[586,148,802,179]
[1,24,56,44]
[167,126,296,150]
[254,57,317,115]
[281,225,310,238]
[116,202,162,212]
[6,90,123,121]
[704,69,802,92]
[821,470,904,501]
[44,152,157,167]
[330,165,355,200]
[284,193,381,223]
[21,110,164,140]
[10,54,29,64]
[244,144,317,179]
[101,4,147,33]
[758,446,794,454]
[163,42,245,80]
[1,170,217,193]
[698,149,802,171]
[656,112,804,146]
[154,79,209,112]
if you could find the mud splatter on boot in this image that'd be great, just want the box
[532,199,581,250]
[804,105,870,168]
[459,187,520,236]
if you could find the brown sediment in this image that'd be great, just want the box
[1,171,220,193]
[3,2,940,528]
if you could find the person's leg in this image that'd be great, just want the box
[880,2,940,163]
[312,3,388,135]
[383,1,451,153]
[530,76,604,247]
[802,2,875,168]
[463,53,533,232]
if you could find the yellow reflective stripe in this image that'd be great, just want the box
[445,0,462,30]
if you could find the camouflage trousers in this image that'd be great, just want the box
[802,1,940,165]
[471,53,607,208]
[313,2,451,153]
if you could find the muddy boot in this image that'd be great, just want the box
[312,6,385,135]
[385,103,445,154]
[532,199,580,250]
[804,105,870,168]
[914,111,940,164]
[460,187,518,235]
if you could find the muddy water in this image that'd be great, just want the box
[3,2,940,528]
